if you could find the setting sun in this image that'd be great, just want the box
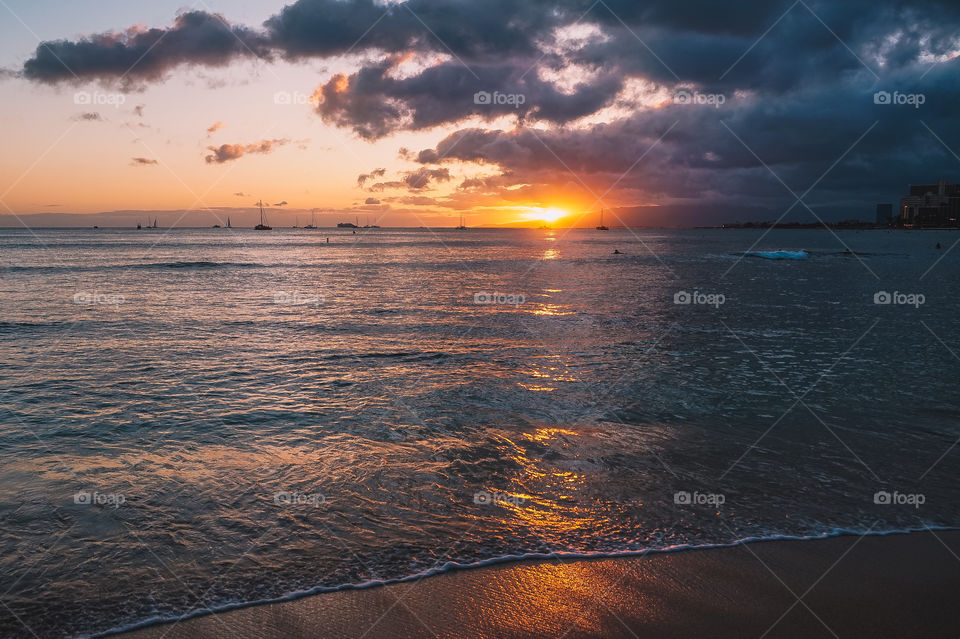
[523,206,569,224]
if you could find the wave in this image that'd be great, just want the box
[740,250,809,260]
[90,524,957,638]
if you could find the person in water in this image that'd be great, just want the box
[613,249,622,254]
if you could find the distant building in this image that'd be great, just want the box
[875,203,893,225]
[899,180,960,227]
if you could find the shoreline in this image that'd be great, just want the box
[114,527,960,639]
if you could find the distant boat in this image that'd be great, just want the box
[153,218,158,229]
[136,222,141,230]
[305,212,317,229]
[596,209,609,230]
[455,213,467,230]
[293,216,299,229]
[337,220,358,228]
[362,215,380,229]
[212,224,221,228]
[254,201,272,230]
[226,216,231,229]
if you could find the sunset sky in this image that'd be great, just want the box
[1,0,959,227]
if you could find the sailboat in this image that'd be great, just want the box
[455,213,467,230]
[363,215,380,229]
[596,208,609,230]
[153,218,158,229]
[226,216,232,229]
[254,201,272,230]
[293,216,299,229]
[304,211,317,229]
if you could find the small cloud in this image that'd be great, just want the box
[233,192,248,197]
[273,200,288,206]
[403,167,451,190]
[75,112,102,121]
[357,168,386,187]
[206,120,225,136]
[133,104,145,117]
[204,138,290,164]
[364,197,381,205]
[131,157,158,166]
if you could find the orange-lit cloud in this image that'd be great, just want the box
[204,139,291,164]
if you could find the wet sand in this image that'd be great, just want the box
[118,529,960,639]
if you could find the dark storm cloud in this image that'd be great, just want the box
[313,57,622,140]
[22,11,269,85]
[18,0,960,217]
[416,54,960,215]
[204,139,290,164]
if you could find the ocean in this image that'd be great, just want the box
[1,227,958,638]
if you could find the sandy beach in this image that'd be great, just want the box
[117,529,960,639]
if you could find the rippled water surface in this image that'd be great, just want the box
[1,227,959,637]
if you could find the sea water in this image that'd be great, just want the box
[1,227,958,637]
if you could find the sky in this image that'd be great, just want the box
[1,0,959,227]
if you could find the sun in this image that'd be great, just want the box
[522,206,568,224]
[541,207,567,222]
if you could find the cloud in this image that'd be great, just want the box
[204,138,290,164]
[22,11,269,85]
[130,157,158,166]
[133,104,145,117]
[75,111,102,121]
[17,0,960,217]
[357,168,386,187]
[233,192,248,197]
[206,120,225,135]
[273,200,288,206]
[403,167,451,190]
[364,197,381,204]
